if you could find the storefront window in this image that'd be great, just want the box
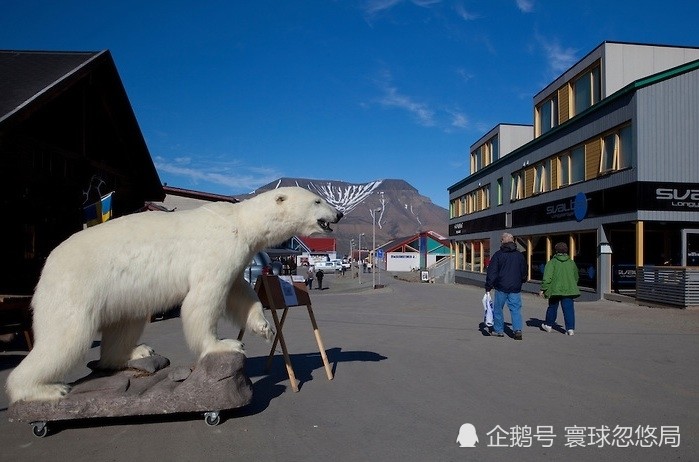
[574,232,597,289]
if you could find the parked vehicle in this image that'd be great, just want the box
[244,251,280,285]
[314,260,341,272]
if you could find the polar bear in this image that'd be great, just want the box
[6,187,342,403]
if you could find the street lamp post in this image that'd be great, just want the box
[358,233,364,284]
[372,208,381,289]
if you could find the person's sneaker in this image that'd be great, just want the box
[490,331,504,337]
[514,330,523,340]
[566,329,575,336]
[540,324,552,333]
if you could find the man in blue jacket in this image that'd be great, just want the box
[485,233,528,340]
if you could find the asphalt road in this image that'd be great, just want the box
[1,272,697,462]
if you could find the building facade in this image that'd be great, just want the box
[448,41,699,301]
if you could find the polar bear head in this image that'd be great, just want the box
[242,187,343,246]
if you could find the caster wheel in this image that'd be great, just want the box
[31,421,48,438]
[204,411,221,426]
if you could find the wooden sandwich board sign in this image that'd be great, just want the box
[238,274,333,392]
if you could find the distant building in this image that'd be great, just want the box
[375,231,450,272]
[448,41,699,303]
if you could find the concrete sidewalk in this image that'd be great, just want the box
[1,273,697,461]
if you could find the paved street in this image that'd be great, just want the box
[1,272,697,462]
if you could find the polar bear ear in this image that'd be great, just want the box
[275,193,287,204]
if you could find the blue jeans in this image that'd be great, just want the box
[492,291,523,333]
[545,296,575,331]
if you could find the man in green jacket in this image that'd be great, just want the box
[539,242,580,335]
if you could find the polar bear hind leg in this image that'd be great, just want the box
[96,317,152,370]
[6,315,95,403]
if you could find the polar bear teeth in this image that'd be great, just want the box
[318,219,333,231]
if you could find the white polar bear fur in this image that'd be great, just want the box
[6,187,342,403]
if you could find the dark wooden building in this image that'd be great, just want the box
[0,50,164,294]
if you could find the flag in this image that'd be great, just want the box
[83,192,114,227]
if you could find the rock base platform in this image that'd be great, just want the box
[8,352,252,424]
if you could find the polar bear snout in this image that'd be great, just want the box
[318,210,343,232]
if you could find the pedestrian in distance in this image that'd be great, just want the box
[485,232,528,340]
[306,265,314,290]
[315,268,325,290]
[540,241,580,335]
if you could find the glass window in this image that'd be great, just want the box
[491,136,499,162]
[538,96,558,135]
[574,73,590,114]
[559,154,570,187]
[496,178,503,205]
[571,146,585,183]
[574,65,601,115]
[510,172,524,201]
[619,125,633,169]
[601,133,616,172]
[534,163,547,193]
[471,150,481,173]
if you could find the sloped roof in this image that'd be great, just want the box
[0,49,164,201]
[378,230,450,254]
[0,50,102,124]
[297,236,336,252]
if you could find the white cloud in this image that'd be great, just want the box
[154,156,282,193]
[449,110,469,129]
[379,86,436,126]
[455,4,479,21]
[362,0,403,17]
[361,0,441,20]
[456,68,474,83]
[515,0,534,13]
[539,38,578,74]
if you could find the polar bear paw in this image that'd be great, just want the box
[130,343,155,360]
[17,383,71,403]
[203,338,246,357]
[251,320,276,342]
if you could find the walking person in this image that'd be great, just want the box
[485,232,528,340]
[315,268,325,290]
[540,242,580,335]
[306,265,314,290]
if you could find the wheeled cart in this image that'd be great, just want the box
[8,351,252,437]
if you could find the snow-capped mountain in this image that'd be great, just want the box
[242,178,448,256]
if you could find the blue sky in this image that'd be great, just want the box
[3,1,699,208]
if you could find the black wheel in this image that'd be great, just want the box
[204,412,221,426]
[31,422,48,438]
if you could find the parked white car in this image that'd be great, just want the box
[315,260,341,271]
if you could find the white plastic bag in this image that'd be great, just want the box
[482,293,494,327]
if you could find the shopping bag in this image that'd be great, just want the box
[482,293,494,327]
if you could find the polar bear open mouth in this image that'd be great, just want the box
[318,219,334,232]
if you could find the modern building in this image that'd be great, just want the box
[448,41,699,305]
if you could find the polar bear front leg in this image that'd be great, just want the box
[180,284,245,358]
[97,317,152,370]
[226,276,275,342]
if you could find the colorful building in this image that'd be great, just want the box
[448,41,699,305]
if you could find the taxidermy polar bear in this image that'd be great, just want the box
[6,187,342,403]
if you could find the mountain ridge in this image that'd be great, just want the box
[240,178,448,257]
